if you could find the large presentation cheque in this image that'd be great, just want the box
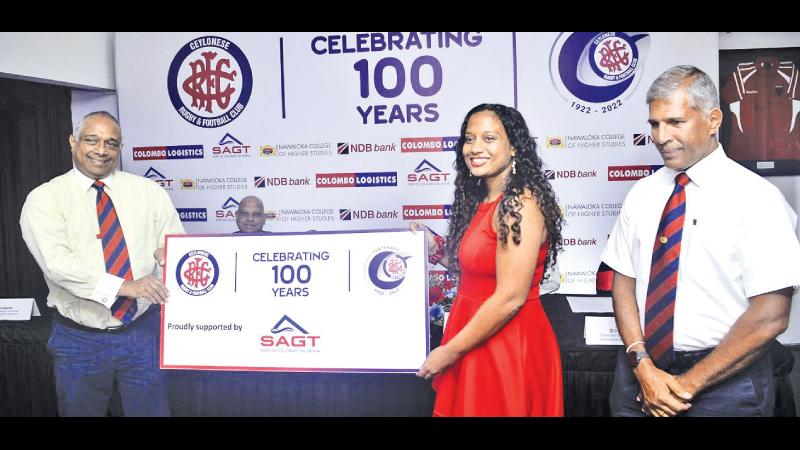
[161,230,429,372]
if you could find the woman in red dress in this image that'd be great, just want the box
[414,104,564,416]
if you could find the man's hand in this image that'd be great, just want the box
[674,373,702,399]
[154,247,165,267]
[119,275,169,304]
[634,360,693,417]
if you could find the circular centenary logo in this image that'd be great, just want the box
[176,249,220,296]
[167,35,253,128]
[366,248,411,294]
[549,32,650,108]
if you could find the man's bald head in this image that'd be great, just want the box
[235,196,267,233]
[239,196,264,211]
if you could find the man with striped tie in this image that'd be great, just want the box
[20,111,184,416]
[602,66,800,417]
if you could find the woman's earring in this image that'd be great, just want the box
[512,159,517,175]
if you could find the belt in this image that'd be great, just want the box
[666,348,714,374]
[54,305,156,334]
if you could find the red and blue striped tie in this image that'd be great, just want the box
[644,172,690,368]
[93,181,137,325]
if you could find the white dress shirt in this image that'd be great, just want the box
[602,146,800,351]
[20,168,185,329]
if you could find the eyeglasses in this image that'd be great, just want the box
[82,136,121,151]
[237,212,267,219]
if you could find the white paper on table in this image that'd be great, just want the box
[0,298,41,321]
[567,296,613,313]
[584,316,623,346]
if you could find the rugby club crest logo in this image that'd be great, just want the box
[366,247,411,295]
[176,250,220,296]
[167,36,253,128]
[549,32,650,113]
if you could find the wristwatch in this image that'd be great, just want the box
[627,350,651,368]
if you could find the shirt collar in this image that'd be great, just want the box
[660,144,724,189]
[71,166,116,193]
[683,144,725,189]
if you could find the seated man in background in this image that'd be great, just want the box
[234,195,270,234]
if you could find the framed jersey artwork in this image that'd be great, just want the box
[720,47,800,175]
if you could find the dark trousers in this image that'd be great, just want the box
[47,308,169,417]
[610,348,775,417]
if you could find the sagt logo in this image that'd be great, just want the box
[175,250,219,295]
[167,36,253,128]
[143,167,173,189]
[366,248,411,295]
[212,132,251,156]
[220,133,242,145]
[215,197,239,219]
[549,32,650,112]
[407,159,451,184]
[222,197,239,209]
[270,315,308,334]
[260,315,320,349]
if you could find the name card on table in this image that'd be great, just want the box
[567,296,613,313]
[584,316,623,346]
[0,298,42,321]
[161,229,429,373]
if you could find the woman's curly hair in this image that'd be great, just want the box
[446,104,562,279]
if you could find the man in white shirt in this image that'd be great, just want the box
[20,111,184,416]
[601,66,800,417]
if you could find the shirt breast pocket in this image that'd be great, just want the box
[683,217,739,282]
